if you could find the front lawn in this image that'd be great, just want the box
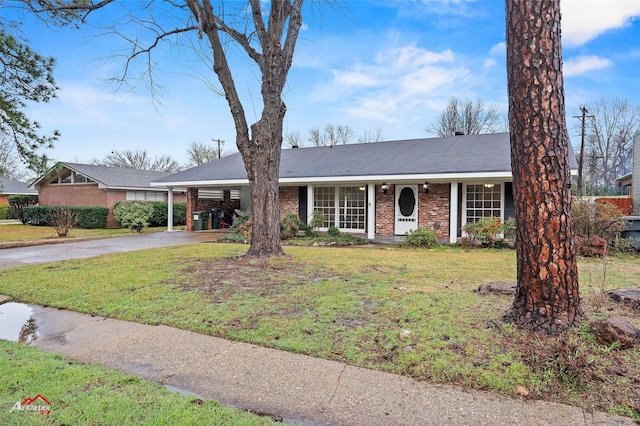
[0,340,271,425]
[0,243,638,419]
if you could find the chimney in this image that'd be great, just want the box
[633,132,640,215]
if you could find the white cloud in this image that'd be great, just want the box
[489,42,505,56]
[563,55,613,76]
[310,43,469,126]
[561,1,640,46]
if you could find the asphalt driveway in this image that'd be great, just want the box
[0,231,211,270]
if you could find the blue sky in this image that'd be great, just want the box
[19,0,640,167]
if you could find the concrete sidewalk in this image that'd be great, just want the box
[2,301,633,426]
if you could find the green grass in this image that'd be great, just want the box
[0,224,184,244]
[1,243,639,418]
[0,340,272,425]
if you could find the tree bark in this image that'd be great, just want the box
[186,0,303,258]
[503,0,581,333]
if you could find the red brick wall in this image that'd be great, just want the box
[418,183,450,240]
[375,184,395,236]
[279,186,299,216]
[38,184,186,228]
[375,183,450,238]
[38,184,119,226]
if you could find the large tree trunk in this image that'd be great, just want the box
[503,0,581,333]
[243,112,287,258]
[186,0,303,258]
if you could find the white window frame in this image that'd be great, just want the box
[126,191,165,202]
[461,183,504,232]
[312,185,367,233]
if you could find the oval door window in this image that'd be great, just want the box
[398,187,415,216]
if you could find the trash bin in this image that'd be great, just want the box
[200,210,210,230]
[212,208,222,229]
[192,211,203,231]
[621,216,640,251]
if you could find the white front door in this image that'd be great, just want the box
[395,185,419,235]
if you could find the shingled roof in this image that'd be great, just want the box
[0,177,38,195]
[32,162,174,190]
[154,133,578,187]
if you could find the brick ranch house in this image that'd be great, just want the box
[152,133,578,243]
[31,162,186,228]
[0,177,38,205]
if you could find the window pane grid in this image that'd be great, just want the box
[466,184,501,223]
[339,187,366,230]
[313,187,335,228]
[313,186,366,231]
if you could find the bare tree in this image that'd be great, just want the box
[25,0,306,258]
[577,98,640,195]
[357,127,383,143]
[94,150,182,173]
[429,97,504,137]
[284,131,304,148]
[503,0,580,334]
[186,141,220,166]
[307,124,354,146]
[0,134,28,180]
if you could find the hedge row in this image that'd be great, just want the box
[114,202,186,227]
[0,203,8,220]
[23,206,109,229]
[149,202,187,227]
[20,202,186,229]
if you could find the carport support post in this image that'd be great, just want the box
[449,182,458,244]
[367,183,375,240]
[167,187,174,232]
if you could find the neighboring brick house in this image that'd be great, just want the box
[31,162,186,228]
[0,177,38,207]
[152,133,578,243]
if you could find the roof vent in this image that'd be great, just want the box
[455,131,464,136]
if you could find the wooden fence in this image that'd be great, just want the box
[596,197,634,215]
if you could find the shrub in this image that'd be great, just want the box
[50,206,79,237]
[0,203,9,220]
[22,206,51,226]
[145,202,187,227]
[463,217,503,248]
[572,198,627,256]
[73,206,109,229]
[22,206,108,228]
[310,210,325,230]
[280,212,303,239]
[8,194,38,223]
[401,227,438,248]
[172,203,187,225]
[114,201,154,232]
[232,209,251,229]
[327,226,341,237]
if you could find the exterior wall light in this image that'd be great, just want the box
[381,183,388,194]
[423,182,429,194]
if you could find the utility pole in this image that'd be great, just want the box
[212,138,225,159]
[573,106,594,196]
